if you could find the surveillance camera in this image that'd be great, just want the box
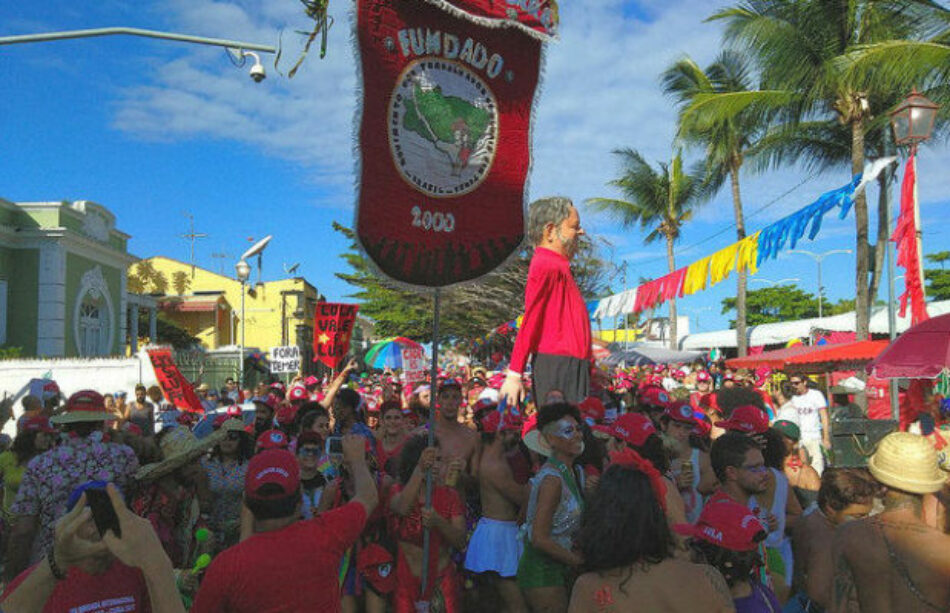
[249,62,266,83]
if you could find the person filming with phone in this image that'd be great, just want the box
[0,482,185,613]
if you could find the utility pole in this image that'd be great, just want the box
[181,214,208,279]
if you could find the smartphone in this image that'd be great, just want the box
[85,487,121,538]
[325,436,344,459]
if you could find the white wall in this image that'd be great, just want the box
[0,348,160,437]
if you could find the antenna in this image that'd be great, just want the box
[211,252,234,275]
[180,214,208,279]
[283,262,300,276]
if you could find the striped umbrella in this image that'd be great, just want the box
[364,337,425,369]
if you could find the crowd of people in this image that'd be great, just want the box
[0,355,947,612]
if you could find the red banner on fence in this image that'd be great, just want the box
[313,303,360,370]
[355,0,546,286]
[146,348,203,413]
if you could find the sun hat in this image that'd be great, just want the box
[869,432,946,494]
[51,390,116,424]
[522,413,554,456]
[135,426,225,482]
[715,405,769,435]
[196,383,210,393]
[674,500,767,552]
[611,412,657,447]
[772,420,801,442]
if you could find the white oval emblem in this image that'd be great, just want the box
[389,59,498,198]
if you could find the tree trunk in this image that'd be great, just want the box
[666,233,678,349]
[852,119,870,340]
[867,171,890,308]
[730,163,749,357]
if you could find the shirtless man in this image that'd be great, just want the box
[791,468,875,612]
[465,409,529,611]
[432,381,480,486]
[832,433,950,613]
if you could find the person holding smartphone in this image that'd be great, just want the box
[0,482,185,613]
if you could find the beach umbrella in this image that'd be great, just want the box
[868,313,950,379]
[364,337,425,369]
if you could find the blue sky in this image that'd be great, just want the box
[3,0,949,335]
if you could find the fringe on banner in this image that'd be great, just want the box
[416,0,559,42]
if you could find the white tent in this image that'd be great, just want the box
[678,300,950,350]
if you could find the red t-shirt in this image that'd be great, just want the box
[3,560,150,612]
[509,247,592,374]
[192,501,367,613]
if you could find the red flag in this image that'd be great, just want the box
[146,348,203,413]
[892,154,929,324]
[355,0,549,287]
[313,303,360,370]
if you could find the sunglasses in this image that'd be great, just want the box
[298,447,322,457]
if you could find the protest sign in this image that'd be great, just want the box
[146,348,203,413]
[354,0,550,287]
[270,345,301,374]
[313,303,360,370]
[401,346,427,383]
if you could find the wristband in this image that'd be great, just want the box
[505,370,522,379]
[47,547,67,581]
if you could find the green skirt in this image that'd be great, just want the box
[516,541,569,590]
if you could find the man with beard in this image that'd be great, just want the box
[465,407,528,611]
[501,197,591,406]
[709,432,770,509]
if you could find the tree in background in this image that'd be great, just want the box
[721,286,855,327]
[662,50,775,357]
[332,222,611,343]
[128,260,169,295]
[171,271,191,296]
[587,149,712,348]
[925,251,950,301]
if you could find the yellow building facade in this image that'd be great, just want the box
[133,256,319,354]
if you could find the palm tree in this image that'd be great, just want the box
[586,149,709,348]
[700,0,946,340]
[662,50,766,356]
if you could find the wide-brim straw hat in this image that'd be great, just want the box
[869,432,947,494]
[135,425,225,482]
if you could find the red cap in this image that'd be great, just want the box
[357,543,396,593]
[674,500,766,552]
[21,416,56,434]
[611,413,656,447]
[664,404,697,424]
[639,386,671,409]
[672,369,686,380]
[696,371,712,383]
[65,390,107,413]
[245,449,300,499]
[276,405,300,426]
[226,405,243,418]
[304,375,320,387]
[723,373,735,381]
[269,381,286,391]
[478,410,523,434]
[579,397,606,424]
[256,429,290,450]
[288,386,308,402]
[715,405,769,435]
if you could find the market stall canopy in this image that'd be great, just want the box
[603,344,703,366]
[867,313,950,379]
[726,345,816,370]
[679,300,950,350]
[784,340,889,374]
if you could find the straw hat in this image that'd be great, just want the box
[135,426,225,482]
[869,432,947,494]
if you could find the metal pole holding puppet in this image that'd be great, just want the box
[418,287,441,610]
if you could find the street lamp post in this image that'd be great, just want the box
[886,90,940,422]
[235,259,251,390]
[788,250,853,318]
[750,277,800,287]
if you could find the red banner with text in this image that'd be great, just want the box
[313,303,360,370]
[146,348,203,413]
[355,0,546,287]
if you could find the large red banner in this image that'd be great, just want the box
[313,303,360,370]
[146,348,203,413]
[355,0,549,287]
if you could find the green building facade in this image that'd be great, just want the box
[0,199,136,357]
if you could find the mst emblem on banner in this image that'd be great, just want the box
[356,0,548,287]
[390,59,498,198]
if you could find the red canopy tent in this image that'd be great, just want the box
[726,344,816,370]
[784,340,889,373]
